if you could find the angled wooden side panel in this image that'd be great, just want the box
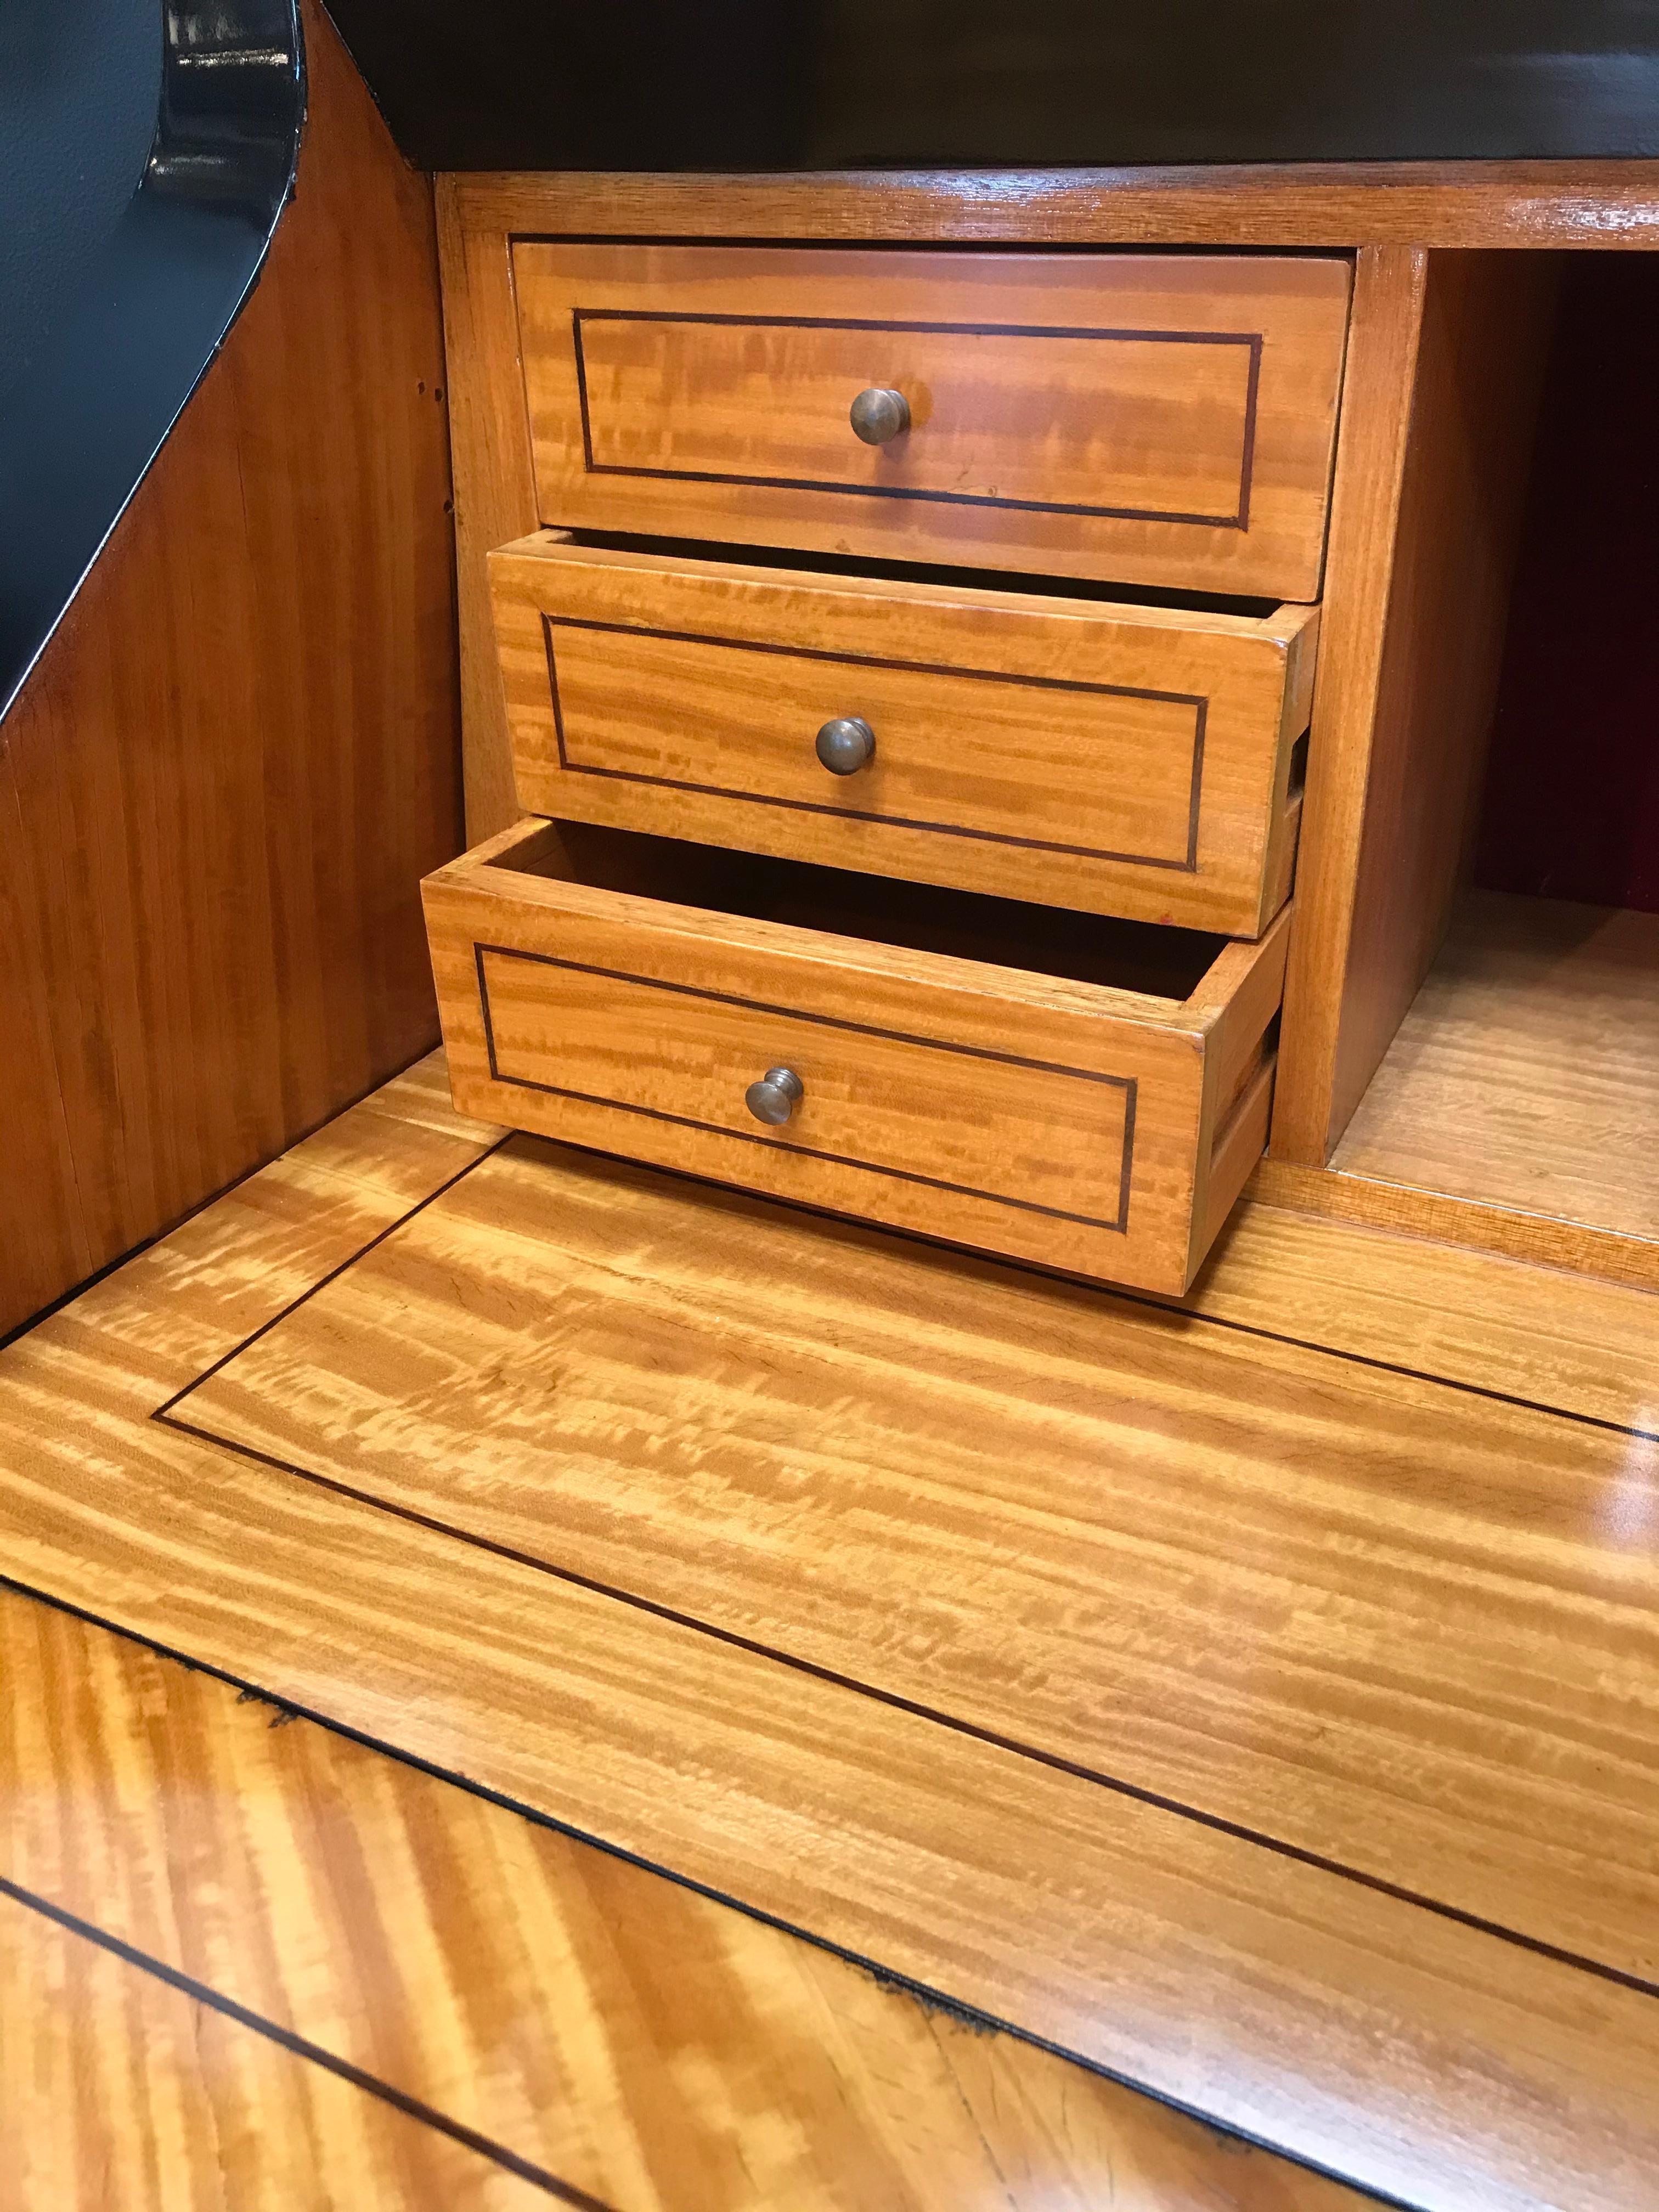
[437,178,542,841]
[0,0,461,1342]
[1271,249,1558,1163]
[1328,254,1560,1144]
[1268,245,1428,1164]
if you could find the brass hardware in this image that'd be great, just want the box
[849,387,910,445]
[815,716,876,775]
[744,1066,805,1126]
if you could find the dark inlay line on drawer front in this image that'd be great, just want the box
[569,311,1262,532]
[475,941,1137,1235]
[541,614,1207,874]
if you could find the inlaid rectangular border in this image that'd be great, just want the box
[569,310,1262,532]
[475,941,1137,1235]
[541,613,1207,874]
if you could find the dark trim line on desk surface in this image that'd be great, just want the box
[0,1875,614,2209]
[0,0,303,726]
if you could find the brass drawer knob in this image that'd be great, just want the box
[744,1066,804,1127]
[849,387,910,445]
[815,716,876,775]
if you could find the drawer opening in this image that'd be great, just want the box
[488,818,1228,1004]
[547,527,1283,624]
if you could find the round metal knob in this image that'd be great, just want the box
[744,1066,804,1127]
[849,387,910,445]
[815,716,876,776]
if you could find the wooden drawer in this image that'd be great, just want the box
[424,820,1290,1294]
[491,534,1316,936]
[513,244,1351,602]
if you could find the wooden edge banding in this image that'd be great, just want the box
[1250,1159,1659,1294]
[444,165,1659,251]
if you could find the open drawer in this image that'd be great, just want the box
[424,821,1289,1294]
[491,534,1314,936]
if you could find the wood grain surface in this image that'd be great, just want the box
[1320,258,1559,1153]
[176,1132,1659,1996]
[515,244,1350,602]
[423,822,1289,1291]
[444,165,1659,253]
[1331,892,1659,1243]
[1197,1194,1659,1434]
[492,534,1316,934]
[0,1892,550,2211]
[2,1054,1656,2209]
[0,1589,1368,2212]
[0,0,461,1341]
[1267,245,1427,1165]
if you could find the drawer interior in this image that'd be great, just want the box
[488,819,1228,1005]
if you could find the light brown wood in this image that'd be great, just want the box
[179,1132,1659,1996]
[1329,891,1659,1248]
[1,1060,1656,2209]
[1273,255,1558,1163]
[1330,258,1559,1148]
[1252,1155,1659,1294]
[491,533,1316,935]
[0,1894,546,2211]
[0,0,461,1342]
[1,1587,1369,2212]
[514,243,1351,603]
[445,164,1659,255]
[1268,245,1428,1164]
[436,177,541,843]
[1197,1191,1659,1431]
[423,820,1289,1291]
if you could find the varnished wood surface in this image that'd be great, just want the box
[0,1588,1369,2212]
[0,0,461,1341]
[0,1892,549,2211]
[515,244,1350,603]
[1,1058,1656,2207]
[448,165,1659,252]
[493,535,1315,935]
[178,1132,1659,1997]
[0,1062,1654,2203]
[1268,245,1427,1165]
[424,821,1288,1291]
[1198,1192,1659,1434]
[1322,258,1558,1153]
[1330,893,1659,1248]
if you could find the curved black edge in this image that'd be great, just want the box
[322,0,1659,172]
[0,1,303,728]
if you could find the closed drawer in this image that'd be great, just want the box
[492,534,1315,936]
[424,820,1289,1294]
[513,244,1351,602]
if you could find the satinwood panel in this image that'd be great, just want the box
[0,1895,548,2211]
[423,821,1289,1291]
[1331,892,1659,1244]
[0,1587,1368,2212]
[514,244,1351,601]
[491,534,1316,934]
[2,1056,1657,2209]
